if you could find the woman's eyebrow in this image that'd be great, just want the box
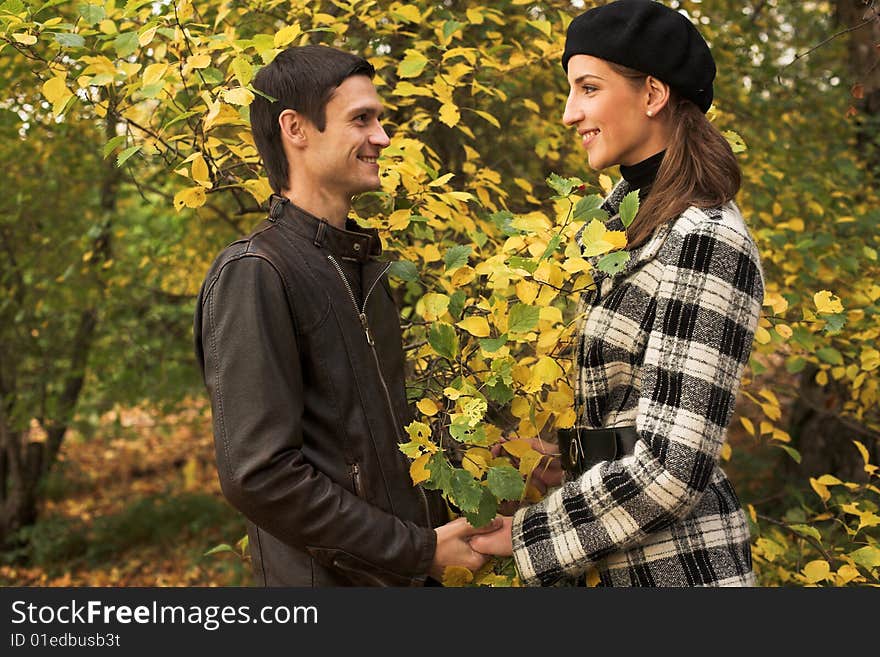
[572,73,604,85]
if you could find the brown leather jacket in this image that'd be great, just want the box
[194,197,447,586]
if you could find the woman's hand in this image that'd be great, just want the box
[429,517,502,581]
[468,515,514,557]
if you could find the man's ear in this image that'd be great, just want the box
[644,76,671,116]
[279,109,307,149]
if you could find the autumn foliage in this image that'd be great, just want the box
[1,0,878,586]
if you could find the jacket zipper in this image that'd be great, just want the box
[326,255,434,526]
[349,462,364,497]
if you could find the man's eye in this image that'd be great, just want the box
[356,114,368,122]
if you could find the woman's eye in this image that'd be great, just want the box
[582,85,597,94]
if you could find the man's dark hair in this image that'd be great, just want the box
[250,45,375,194]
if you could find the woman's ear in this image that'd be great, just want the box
[279,109,307,149]
[644,76,671,117]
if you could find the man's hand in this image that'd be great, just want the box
[468,515,514,557]
[429,517,502,582]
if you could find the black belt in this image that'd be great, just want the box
[557,426,639,477]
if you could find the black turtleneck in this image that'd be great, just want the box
[620,150,665,200]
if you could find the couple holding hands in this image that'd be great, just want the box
[195,0,763,587]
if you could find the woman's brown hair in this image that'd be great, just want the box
[607,63,741,248]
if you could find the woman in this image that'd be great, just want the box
[471,0,764,587]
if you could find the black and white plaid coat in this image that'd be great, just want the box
[511,181,764,587]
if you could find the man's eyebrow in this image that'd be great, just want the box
[350,106,384,119]
[572,73,604,85]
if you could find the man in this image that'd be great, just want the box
[194,45,494,586]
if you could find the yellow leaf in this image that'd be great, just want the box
[754,326,772,344]
[860,348,880,372]
[763,292,789,315]
[457,316,490,337]
[138,25,158,47]
[801,560,830,584]
[420,293,449,321]
[502,439,534,459]
[816,474,843,486]
[598,175,613,194]
[809,477,830,503]
[410,453,431,484]
[416,398,439,417]
[439,102,460,127]
[187,54,211,69]
[142,63,168,87]
[775,324,793,339]
[473,110,500,128]
[191,153,211,188]
[835,564,862,585]
[853,440,871,466]
[451,266,475,287]
[394,4,422,23]
[274,24,302,47]
[740,417,755,436]
[526,356,563,392]
[747,504,757,524]
[42,76,70,105]
[428,172,454,187]
[421,244,441,263]
[173,186,206,211]
[13,33,37,45]
[442,566,473,587]
[771,428,791,443]
[242,178,272,204]
[223,87,254,106]
[815,369,828,386]
[516,280,539,305]
[720,442,732,461]
[814,290,844,314]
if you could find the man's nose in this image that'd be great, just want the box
[370,122,391,148]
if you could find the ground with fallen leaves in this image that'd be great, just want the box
[1,400,249,586]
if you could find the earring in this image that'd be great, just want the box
[646,110,654,117]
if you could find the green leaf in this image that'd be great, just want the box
[785,356,807,374]
[507,304,539,333]
[78,3,105,24]
[822,314,846,335]
[546,172,577,197]
[816,347,843,365]
[102,135,126,159]
[449,418,488,445]
[479,333,507,353]
[53,32,85,48]
[425,454,454,494]
[231,56,254,86]
[573,194,606,222]
[487,465,525,501]
[448,290,466,320]
[789,524,822,542]
[398,52,428,78]
[619,190,640,228]
[776,444,802,464]
[597,251,629,275]
[389,260,418,282]
[484,381,514,405]
[116,145,142,168]
[508,256,538,274]
[444,244,472,272]
[113,31,138,58]
[203,543,234,557]
[488,210,518,236]
[443,20,465,40]
[463,488,498,528]
[540,234,561,261]
[450,469,483,512]
[428,322,457,360]
[849,545,880,569]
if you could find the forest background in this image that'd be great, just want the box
[1,0,879,587]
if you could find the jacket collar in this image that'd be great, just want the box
[268,194,382,263]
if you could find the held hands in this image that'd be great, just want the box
[429,516,502,581]
[468,515,514,557]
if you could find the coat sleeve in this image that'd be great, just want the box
[197,254,435,585]
[510,217,764,586]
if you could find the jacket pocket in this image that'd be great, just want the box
[349,462,364,497]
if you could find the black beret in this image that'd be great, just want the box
[562,0,716,113]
